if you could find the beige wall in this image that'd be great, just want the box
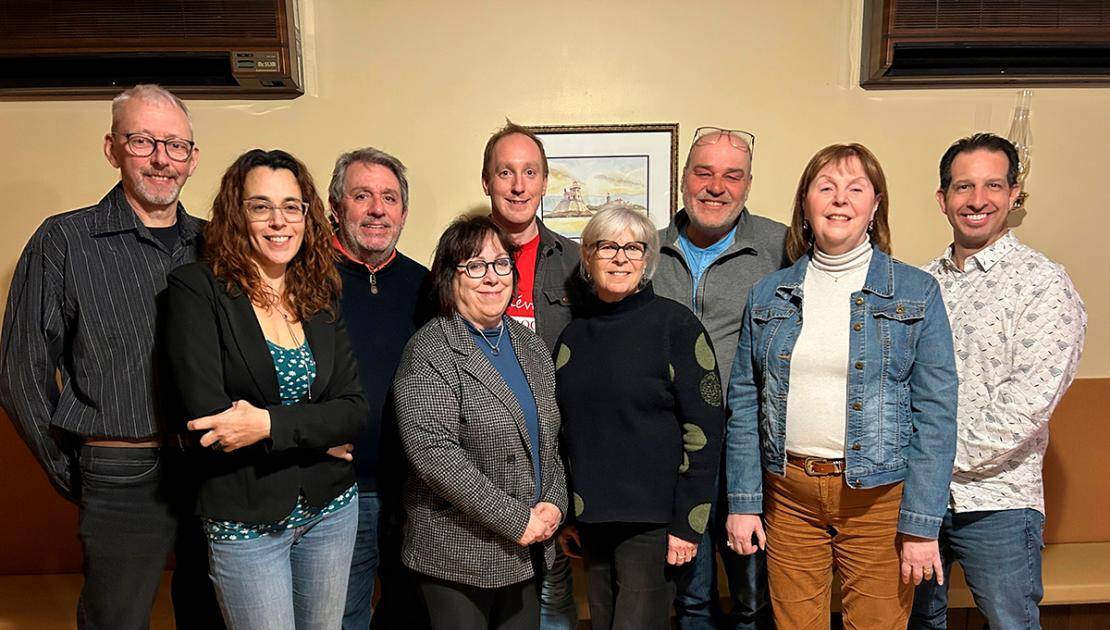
[1,0,1106,373]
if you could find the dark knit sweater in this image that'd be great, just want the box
[335,251,429,491]
[554,284,725,543]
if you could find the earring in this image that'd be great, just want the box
[802,219,810,231]
[867,219,874,233]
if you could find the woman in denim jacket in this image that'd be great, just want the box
[723,144,957,628]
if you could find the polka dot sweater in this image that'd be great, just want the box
[554,284,725,543]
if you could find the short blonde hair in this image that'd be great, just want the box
[579,206,660,284]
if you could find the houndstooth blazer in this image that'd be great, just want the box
[393,313,568,589]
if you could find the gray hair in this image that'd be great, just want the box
[111,84,192,136]
[580,206,661,284]
[328,147,410,212]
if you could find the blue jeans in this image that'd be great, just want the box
[539,545,577,630]
[674,497,770,630]
[208,496,358,630]
[342,491,382,630]
[909,508,1045,630]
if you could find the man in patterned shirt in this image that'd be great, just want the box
[910,133,1086,630]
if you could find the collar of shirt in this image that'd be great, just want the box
[332,234,396,273]
[941,230,1020,273]
[92,182,202,243]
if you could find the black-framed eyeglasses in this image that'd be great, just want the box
[113,132,196,162]
[243,199,309,223]
[593,240,648,261]
[456,257,513,279]
[693,127,755,154]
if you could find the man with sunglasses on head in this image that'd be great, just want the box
[0,84,221,630]
[653,127,788,630]
[328,147,431,630]
[482,120,582,630]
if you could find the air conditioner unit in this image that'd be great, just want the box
[0,0,303,99]
[861,0,1110,89]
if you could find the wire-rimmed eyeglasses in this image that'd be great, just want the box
[243,200,309,223]
[693,127,755,154]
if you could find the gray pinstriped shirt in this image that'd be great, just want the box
[0,183,203,494]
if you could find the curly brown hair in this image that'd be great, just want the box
[203,149,340,320]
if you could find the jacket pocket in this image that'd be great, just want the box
[872,301,925,378]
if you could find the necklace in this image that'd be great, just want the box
[274,303,313,401]
[475,321,506,356]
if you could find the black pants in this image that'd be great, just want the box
[76,445,222,630]
[579,522,674,630]
[416,572,539,630]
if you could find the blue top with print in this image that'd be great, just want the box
[678,224,737,301]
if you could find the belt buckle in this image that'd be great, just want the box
[803,457,840,476]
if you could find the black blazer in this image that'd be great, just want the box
[162,262,367,524]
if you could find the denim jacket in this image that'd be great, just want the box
[725,248,957,538]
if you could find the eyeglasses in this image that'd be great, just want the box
[456,257,513,279]
[693,127,755,154]
[593,240,648,261]
[113,133,195,162]
[243,200,309,223]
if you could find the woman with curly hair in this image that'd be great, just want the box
[162,149,367,629]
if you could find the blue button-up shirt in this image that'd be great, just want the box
[725,247,958,538]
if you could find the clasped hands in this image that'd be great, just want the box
[517,502,562,546]
[188,400,352,461]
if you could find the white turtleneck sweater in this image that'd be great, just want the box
[784,239,873,459]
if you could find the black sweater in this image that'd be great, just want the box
[554,284,724,543]
[335,251,429,492]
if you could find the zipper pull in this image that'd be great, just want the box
[370,272,378,295]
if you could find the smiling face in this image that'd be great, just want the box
[938,148,1020,259]
[104,98,199,217]
[244,166,306,279]
[805,156,878,255]
[453,232,514,329]
[681,134,752,246]
[588,227,647,303]
[338,161,407,265]
[483,133,547,235]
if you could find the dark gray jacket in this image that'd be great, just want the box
[531,219,582,352]
[653,208,788,384]
[393,314,568,588]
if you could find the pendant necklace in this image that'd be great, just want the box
[276,303,313,401]
[476,321,505,356]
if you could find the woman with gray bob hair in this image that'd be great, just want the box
[554,207,724,628]
[578,206,660,286]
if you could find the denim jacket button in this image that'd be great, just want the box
[852,402,862,411]
[853,323,863,331]
[852,442,861,450]
[896,305,905,314]
[855,297,864,305]
[854,361,864,370]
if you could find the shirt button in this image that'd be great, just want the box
[561,296,570,305]
[853,323,863,331]
[855,361,864,370]
[855,297,864,305]
[852,402,862,411]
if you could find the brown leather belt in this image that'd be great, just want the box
[787,454,846,476]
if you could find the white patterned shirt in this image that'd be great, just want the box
[924,231,1085,514]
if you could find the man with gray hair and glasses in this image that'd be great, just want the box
[329,147,430,629]
[0,84,221,629]
[654,126,788,629]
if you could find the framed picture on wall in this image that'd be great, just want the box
[530,123,679,241]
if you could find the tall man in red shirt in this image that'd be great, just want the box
[482,122,581,628]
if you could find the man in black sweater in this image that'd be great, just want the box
[328,147,429,629]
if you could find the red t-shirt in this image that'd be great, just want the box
[507,234,539,333]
